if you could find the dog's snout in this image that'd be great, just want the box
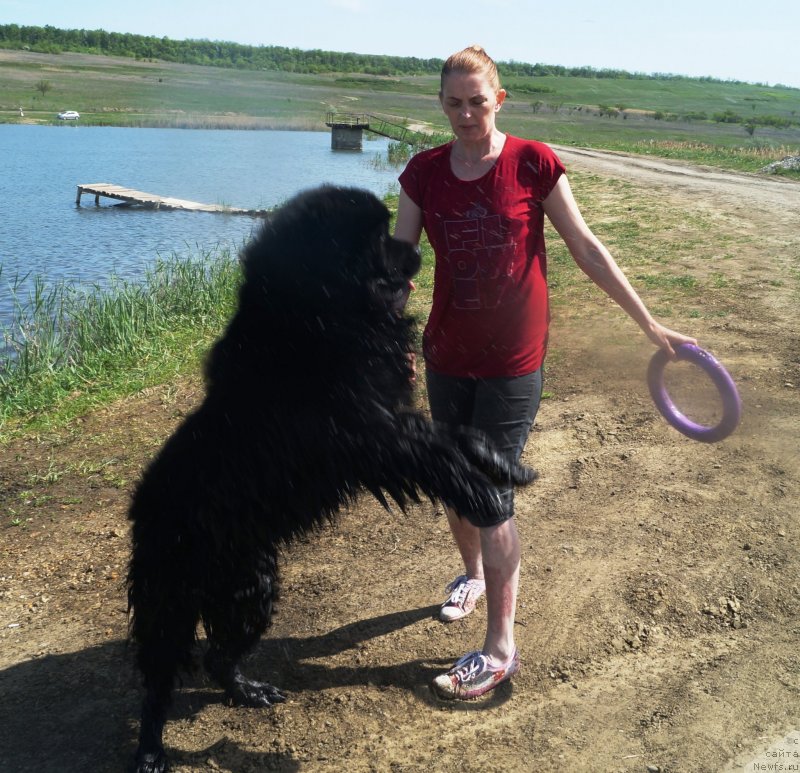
[393,237,421,279]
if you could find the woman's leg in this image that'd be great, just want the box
[426,369,541,648]
[430,370,542,698]
[480,517,521,663]
[426,371,488,619]
[470,372,541,663]
[445,505,483,579]
[426,372,479,577]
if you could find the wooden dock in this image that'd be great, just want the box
[75,183,268,217]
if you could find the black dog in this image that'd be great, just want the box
[127,186,535,772]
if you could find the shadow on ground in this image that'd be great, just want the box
[0,603,510,771]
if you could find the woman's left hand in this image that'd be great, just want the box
[645,321,697,359]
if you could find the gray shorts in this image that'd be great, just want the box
[425,367,543,526]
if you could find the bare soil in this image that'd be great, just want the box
[1,149,798,773]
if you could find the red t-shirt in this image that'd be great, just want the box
[399,135,565,378]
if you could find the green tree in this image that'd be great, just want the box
[35,79,52,97]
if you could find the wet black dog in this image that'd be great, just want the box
[127,186,536,772]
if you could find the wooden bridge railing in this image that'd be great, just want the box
[325,112,431,147]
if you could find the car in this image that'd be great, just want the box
[57,110,80,120]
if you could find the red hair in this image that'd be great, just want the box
[440,45,501,93]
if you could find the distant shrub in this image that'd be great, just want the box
[713,110,744,124]
[597,104,620,118]
[504,81,556,96]
[754,114,794,128]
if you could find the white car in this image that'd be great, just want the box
[57,110,80,120]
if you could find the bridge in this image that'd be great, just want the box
[325,112,436,150]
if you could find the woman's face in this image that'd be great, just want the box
[439,70,506,143]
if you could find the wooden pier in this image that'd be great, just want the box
[75,184,268,216]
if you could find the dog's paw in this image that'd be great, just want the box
[227,677,287,708]
[132,748,168,773]
[509,461,539,486]
[453,426,538,487]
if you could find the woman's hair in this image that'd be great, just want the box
[440,45,501,93]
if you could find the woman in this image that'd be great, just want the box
[394,45,696,700]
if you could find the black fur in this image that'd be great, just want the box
[127,185,536,772]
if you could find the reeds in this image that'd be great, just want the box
[371,132,454,170]
[1,247,242,425]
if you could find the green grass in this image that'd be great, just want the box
[505,74,800,119]
[0,161,779,437]
[0,247,241,432]
[1,48,797,433]
[2,50,798,175]
[543,170,746,318]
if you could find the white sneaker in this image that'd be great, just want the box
[431,649,520,699]
[439,575,486,622]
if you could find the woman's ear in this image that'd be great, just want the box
[495,89,507,110]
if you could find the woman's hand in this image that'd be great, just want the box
[644,321,697,358]
[407,351,417,385]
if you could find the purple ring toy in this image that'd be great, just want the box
[647,343,742,443]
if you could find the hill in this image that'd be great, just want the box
[1,25,799,175]
[1,22,785,84]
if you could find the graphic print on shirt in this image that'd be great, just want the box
[443,203,517,310]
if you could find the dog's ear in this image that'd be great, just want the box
[243,186,389,281]
[238,185,420,319]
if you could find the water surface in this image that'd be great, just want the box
[1,125,400,327]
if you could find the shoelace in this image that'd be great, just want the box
[448,581,471,606]
[452,652,487,681]
[445,577,483,607]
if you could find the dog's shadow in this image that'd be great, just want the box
[0,604,511,772]
[251,603,508,701]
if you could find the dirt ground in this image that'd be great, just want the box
[1,149,798,773]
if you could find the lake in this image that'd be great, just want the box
[0,125,402,329]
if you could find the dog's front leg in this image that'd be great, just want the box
[449,424,538,486]
[357,412,531,520]
[204,646,286,708]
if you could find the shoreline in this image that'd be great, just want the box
[0,115,329,132]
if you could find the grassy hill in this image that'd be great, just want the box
[1,47,799,175]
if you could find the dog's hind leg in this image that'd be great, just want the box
[130,561,200,773]
[201,560,286,708]
[132,631,198,772]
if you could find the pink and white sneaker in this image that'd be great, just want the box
[431,649,520,700]
[439,575,486,622]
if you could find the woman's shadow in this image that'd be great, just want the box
[0,603,513,772]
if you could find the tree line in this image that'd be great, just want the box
[2,24,441,74]
[0,23,764,84]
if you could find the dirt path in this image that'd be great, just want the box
[1,150,798,773]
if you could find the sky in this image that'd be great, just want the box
[1,0,798,89]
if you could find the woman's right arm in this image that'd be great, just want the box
[394,189,424,382]
[394,189,423,246]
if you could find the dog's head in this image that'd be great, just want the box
[241,186,420,318]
